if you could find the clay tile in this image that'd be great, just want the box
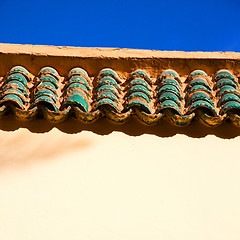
[38,67,60,79]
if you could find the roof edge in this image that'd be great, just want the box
[1,43,240,60]
[1,43,240,77]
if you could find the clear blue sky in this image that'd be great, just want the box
[0,0,240,52]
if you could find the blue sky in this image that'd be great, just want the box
[0,0,240,52]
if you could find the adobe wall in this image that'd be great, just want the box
[0,128,239,240]
[0,43,239,240]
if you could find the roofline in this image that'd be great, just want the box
[1,43,240,59]
[1,43,240,77]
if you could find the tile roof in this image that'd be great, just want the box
[1,65,240,127]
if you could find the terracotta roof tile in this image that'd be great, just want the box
[1,64,240,127]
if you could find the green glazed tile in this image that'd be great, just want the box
[2,88,27,103]
[214,78,238,90]
[124,99,151,114]
[157,92,181,107]
[157,78,181,91]
[215,70,235,81]
[157,100,182,115]
[189,70,207,78]
[33,89,58,102]
[68,67,89,80]
[129,70,151,83]
[1,94,24,109]
[36,82,57,94]
[3,80,28,96]
[187,91,214,107]
[96,77,121,91]
[188,100,217,116]
[127,85,151,99]
[127,92,150,103]
[98,68,122,83]
[66,82,90,96]
[93,98,120,112]
[64,94,89,112]
[186,85,212,96]
[38,67,59,79]
[157,84,182,99]
[159,69,179,80]
[128,78,151,90]
[187,78,211,91]
[39,75,59,89]
[32,95,58,112]
[217,85,240,97]
[95,85,119,97]
[67,76,90,90]
[8,66,31,81]
[218,93,240,107]
[6,73,28,87]
[220,101,240,115]
[65,89,88,100]
[95,91,119,103]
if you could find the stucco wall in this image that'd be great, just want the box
[0,123,239,240]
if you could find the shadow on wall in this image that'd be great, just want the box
[0,115,240,139]
[0,125,92,171]
[0,116,238,171]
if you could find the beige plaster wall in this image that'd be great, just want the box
[0,125,239,240]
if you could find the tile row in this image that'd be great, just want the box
[0,66,240,126]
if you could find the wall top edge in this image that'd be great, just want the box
[1,43,240,60]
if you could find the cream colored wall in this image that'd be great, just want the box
[0,127,240,240]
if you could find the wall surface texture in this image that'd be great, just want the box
[0,127,240,240]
